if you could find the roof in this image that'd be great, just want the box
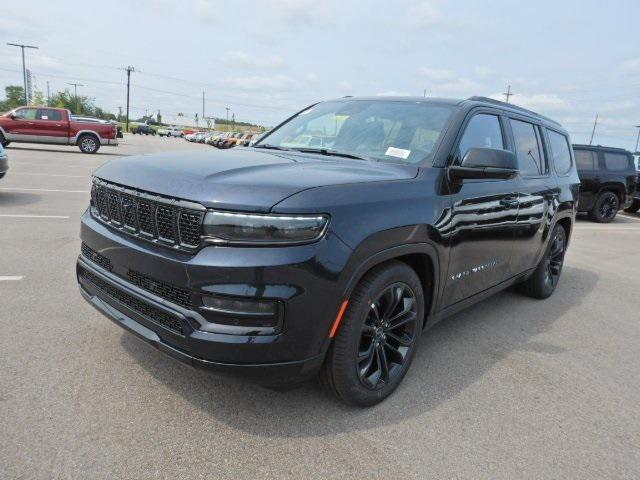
[326,95,561,127]
[572,144,633,154]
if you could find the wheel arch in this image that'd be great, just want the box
[342,242,441,328]
[75,130,101,145]
[598,184,625,204]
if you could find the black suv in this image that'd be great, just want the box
[573,144,637,222]
[77,97,579,406]
[131,124,156,135]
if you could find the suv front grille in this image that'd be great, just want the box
[91,179,205,251]
[79,267,184,335]
[81,243,113,271]
[126,269,194,308]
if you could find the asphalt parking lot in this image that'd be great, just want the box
[1,135,639,480]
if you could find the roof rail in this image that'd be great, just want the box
[466,96,561,126]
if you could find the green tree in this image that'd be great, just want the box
[0,85,26,111]
[31,88,46,106]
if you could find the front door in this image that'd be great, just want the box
[4,107,39,141]
[442,111,519,307]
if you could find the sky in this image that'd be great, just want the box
[1,0,639,149]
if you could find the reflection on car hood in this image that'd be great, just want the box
[94,148,418,212]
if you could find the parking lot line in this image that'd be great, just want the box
[618,213,640,222]
[0,276,24,281]
[0,214,70,219]
[0,187,89,193]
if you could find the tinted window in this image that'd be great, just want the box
[574,150,596,170]
[458,114,504,159]
[603,152,631,171]
[14,108,37,120]
[510,119,545,176]
[36,109,62,121]
[547,130,572,174]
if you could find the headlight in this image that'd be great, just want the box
[202,211,329,245]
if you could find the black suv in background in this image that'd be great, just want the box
[624,153,640,213]
[77,96,579,406]
[130,124,156,135]
[573,145,637,222]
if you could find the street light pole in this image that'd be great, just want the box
[7,43,38,105]
[67,82,84,114]
[225,107,230,131]
[634,125,640,153]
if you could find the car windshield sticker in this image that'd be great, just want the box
[385,147,411,159]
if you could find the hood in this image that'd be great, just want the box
[94,148,418,212]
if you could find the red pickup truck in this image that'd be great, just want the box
[0,106,118,154]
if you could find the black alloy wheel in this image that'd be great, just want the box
[320,260,424,406]
[520,224,567,299]
[590,191,619,223]
[357,283,418,390]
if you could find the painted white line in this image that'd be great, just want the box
[0,187,89,193]
[0,214,70,219]
[574,227,640,231]
[0,276,24,281]
[10,172,87,178]
[618,213,640,222]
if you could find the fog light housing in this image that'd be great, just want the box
[200,295,282,331]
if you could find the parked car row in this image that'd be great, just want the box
[183,130,262,148]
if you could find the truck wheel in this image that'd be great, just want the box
[589,191,619,223]
[519,224,567,299]
[78,134,100,154]
[0,132,9,147]
[319,260,424,406]
[624,199,640,213]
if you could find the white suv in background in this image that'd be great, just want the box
[158,126,183,137]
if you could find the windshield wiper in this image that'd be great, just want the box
[253,144,291,151]
[292,148,369,161]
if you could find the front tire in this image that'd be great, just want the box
[0,132,9,147]
[320,261,424,406]
[624,199,640,213]
[520,224,567,299]
[589,191,619,223]
[77,134,100,154]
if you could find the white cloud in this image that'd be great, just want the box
[222,51,286,70]
[488,92,569,113]
[221,75,294,92]
[408,2,442,27]
[620,58,640,74]
[418,67,482,95]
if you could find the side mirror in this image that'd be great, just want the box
[10,113,16,120]
[449,148,518,181]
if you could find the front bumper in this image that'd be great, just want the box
[77,210,353,384]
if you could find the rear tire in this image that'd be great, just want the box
[320,261,424,406]
[589,191,619,223]
[519,224,567,299]
[624,199,640,213]
[77,134,100,154]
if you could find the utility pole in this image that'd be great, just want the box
[589,114,599,145]
[503,84,513,104]
[225,107,230,131]
[202,91,205,120]
[7,43,38,105]
[46,81,50,106]
[232,113,235,132]
[634,125,640,153]
[124,66,135,132]
[67,82,84,114]
[423,89,427,97]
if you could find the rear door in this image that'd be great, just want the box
[33,109,68,144]
[507,118,561,274]
[574,148,599,210]
[442,110,520,307]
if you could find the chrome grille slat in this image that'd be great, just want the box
[91,179,204,252]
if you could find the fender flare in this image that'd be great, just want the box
[341,241,442,320]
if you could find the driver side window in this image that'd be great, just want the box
[14,108,37,120]
[458,114,504,161]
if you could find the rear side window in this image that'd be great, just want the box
[574,150,596,170]
[547,130,572,175]
[603,152,631,171]
[36,109,62,121]
[458,114,504,159]
[510,119,545,176]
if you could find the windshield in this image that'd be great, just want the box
[256,99,454,164]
